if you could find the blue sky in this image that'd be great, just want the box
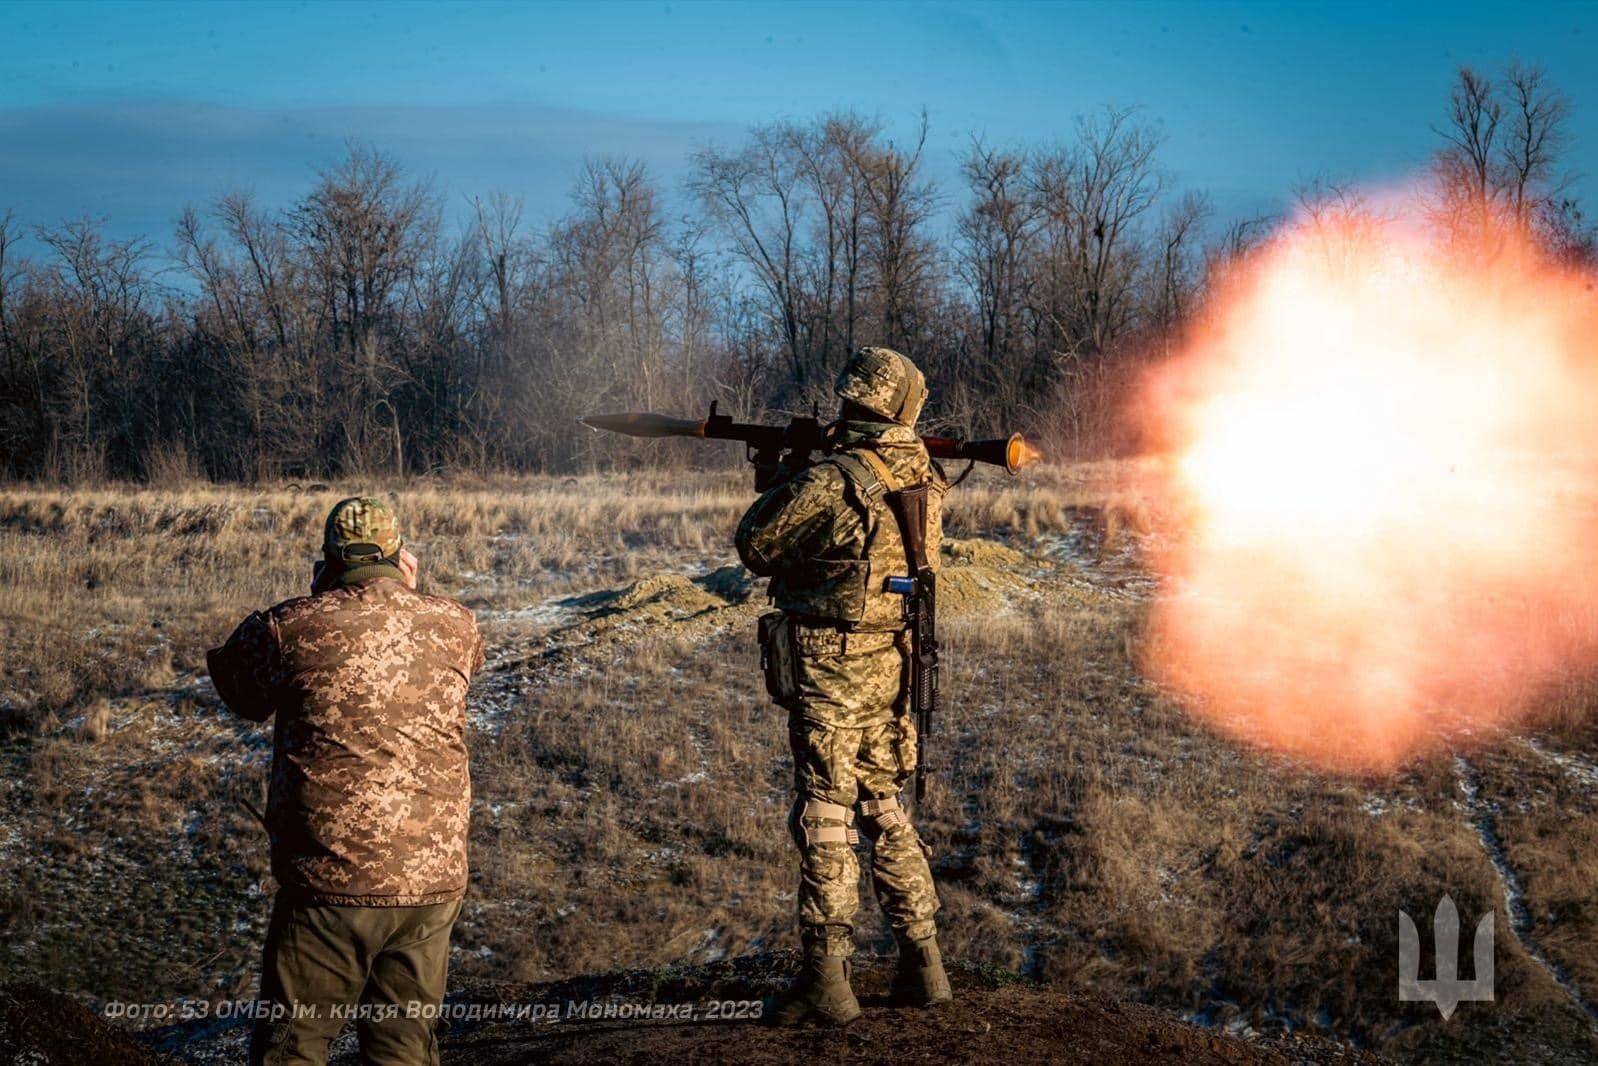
[2,1,1594,256]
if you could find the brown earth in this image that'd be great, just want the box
[0,984,177,1065]
[429,954,1382,1065]
[118,953,1382,1064]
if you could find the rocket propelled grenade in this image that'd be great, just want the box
[580,404,1043,475]
[921,432,1043,476]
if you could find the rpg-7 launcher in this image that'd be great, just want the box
[579,403,1043,475]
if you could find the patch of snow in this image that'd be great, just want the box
[659,770,710,789]
[1524,737,1598,792]
[1455,756,1598,1026]
[480,595,586,629]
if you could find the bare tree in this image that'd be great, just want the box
[472,191,527,346]
[0,212,20,374]
[290,144,434,473]
[1434,68,1502,235]
[33,218,159,479]
[220,192,300,359]
[845,111,939,351]
[1150,190,1210,334]
[784,115,874,373]
[1292,179,1389,281]
[952,140,1039,425]
[692,128,812,394]
[1540,198,1596,265]
[1033,106,1166,360]
[0,84,1583,481]
[1430,62,1572,247]
[1501,62,1571,228]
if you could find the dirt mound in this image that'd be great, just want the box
[0,984,170,1065]
[421,954,1380,1066]
[944,538,1029,569]
[569,567,753,628]
[610,574,726,619]
[555,543,1033,631]
[939,538,1037,616]
[695,563,756,604]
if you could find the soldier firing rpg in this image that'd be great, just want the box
[584,346,1040,1026]
[736,347,952,1025]
[731,348,946,1022]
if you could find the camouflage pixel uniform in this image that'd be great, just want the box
[209,497,485,1066]
[736,349,947,961]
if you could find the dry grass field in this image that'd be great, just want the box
[1,467,1596,1063]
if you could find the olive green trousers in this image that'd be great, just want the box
[249,895,462,1066]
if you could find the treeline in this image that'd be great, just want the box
[0,65,1586,481]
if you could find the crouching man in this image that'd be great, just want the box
[208,497,485,1066]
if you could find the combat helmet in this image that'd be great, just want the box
[323,496,403,566]
[834,346,928,427]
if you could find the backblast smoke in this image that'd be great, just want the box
[1139,206,1598,770]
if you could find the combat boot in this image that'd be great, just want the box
[891,932,953,1008]
[771,951,862,1026]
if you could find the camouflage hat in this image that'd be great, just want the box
[835,346,928,427]
[323,496,402,565]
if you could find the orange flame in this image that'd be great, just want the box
[1140,210,1598,771]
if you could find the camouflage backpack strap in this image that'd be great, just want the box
[827,449,901,537]
[853,448,903,496]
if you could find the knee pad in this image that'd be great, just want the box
[790,797,860,848]
[856,793,910,842]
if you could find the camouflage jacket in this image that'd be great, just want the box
[736,422,946,631]
[207,577,485,906]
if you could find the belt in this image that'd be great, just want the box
[788,619,904,657]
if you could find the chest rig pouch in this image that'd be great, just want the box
[829,449,941,632]
[766,447,940,627]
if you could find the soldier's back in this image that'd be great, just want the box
[265,579,484,905]
[269,578,481,713]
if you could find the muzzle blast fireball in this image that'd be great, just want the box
[1141,211,1598,770]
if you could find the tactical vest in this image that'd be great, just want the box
[770,448,945,631]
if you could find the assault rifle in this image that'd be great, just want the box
[579,403,1042,476]
[885,483,938,802]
